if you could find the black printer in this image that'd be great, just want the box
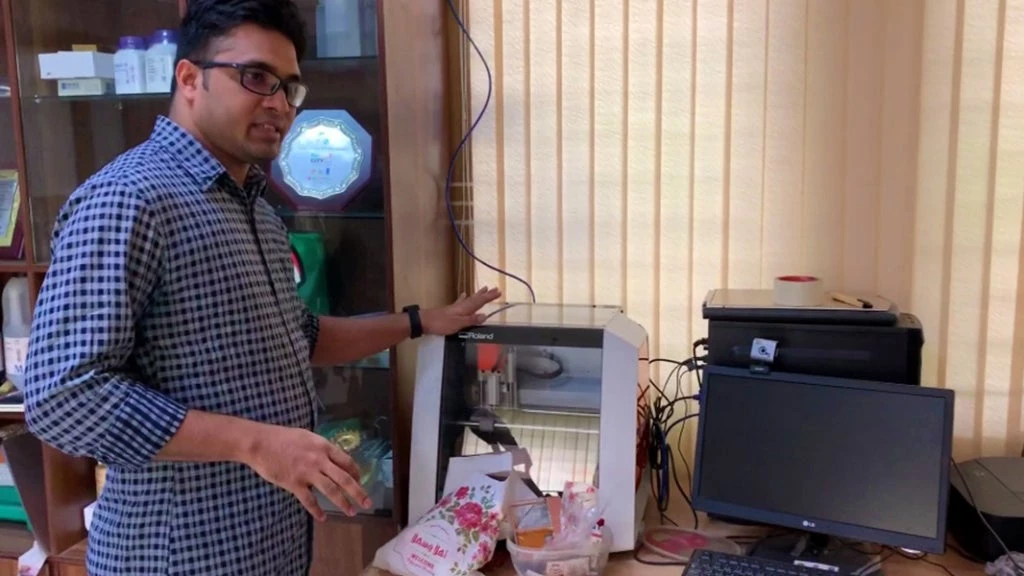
[948,457,1024,561]
[702,289,923,385]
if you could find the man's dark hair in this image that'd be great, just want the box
[174,0,307,89]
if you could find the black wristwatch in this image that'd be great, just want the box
[403,304,423,339]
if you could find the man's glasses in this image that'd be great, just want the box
[191,60,308,108]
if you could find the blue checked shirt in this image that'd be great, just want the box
[24,116,321,575]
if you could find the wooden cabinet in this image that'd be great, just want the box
[43,538,84,576]
[0,0,454,569]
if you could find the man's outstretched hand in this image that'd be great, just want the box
[245,425,370,521]
[421,286,502,335]
[156,411,370,521]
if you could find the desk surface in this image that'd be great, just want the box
[364,515,986,576]
[478,550,983,575]
[365,550,982,576]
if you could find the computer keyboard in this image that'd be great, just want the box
[683,549,848,576]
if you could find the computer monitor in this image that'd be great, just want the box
[691,366,955,569]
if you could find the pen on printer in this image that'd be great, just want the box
[831,292,873,309]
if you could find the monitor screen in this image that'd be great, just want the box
[691,366,954,554]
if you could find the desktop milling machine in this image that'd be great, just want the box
[408,303,650,552]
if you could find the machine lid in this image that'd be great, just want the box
[477,302,623,329]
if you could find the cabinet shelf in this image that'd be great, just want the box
[0,262,28,273]
[323,510,395,524]
[0,411,24,424]
[306,55,377,67]
[24,93,169,104]
[277,208,386,221]
[21,57,375,106]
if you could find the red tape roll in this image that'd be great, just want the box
[773,275,824,307]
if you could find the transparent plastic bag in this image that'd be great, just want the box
[544,482,603,551]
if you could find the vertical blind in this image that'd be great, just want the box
[458,0,1024,461]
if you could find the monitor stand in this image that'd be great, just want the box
[748,532,886,575]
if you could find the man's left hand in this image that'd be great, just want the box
[421,286,502,335]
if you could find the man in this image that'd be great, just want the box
[22,0,500,574]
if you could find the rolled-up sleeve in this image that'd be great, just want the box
[24,183,187,469]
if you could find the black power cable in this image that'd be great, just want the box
[634,339,708,565]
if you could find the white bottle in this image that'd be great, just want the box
[2,277,30,390]
[114,36,147,95]
[145,29,177,93]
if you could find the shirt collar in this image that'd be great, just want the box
[150,115,268,202]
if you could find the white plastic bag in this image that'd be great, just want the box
[372,473,508,576]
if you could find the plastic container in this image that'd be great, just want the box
[145,29,177,93]
[2,277,30,390]
[114,36,147,94]
[506,525,613,576]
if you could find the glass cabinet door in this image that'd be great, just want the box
[0,22,13,168]
[9,0,393,518]
[0,14,23,264]
[10,0,183,263]
[268,0,393,518]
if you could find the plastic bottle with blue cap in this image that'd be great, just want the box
[2,277,30,391]
[114,36,148,95]
[145,29,178,94]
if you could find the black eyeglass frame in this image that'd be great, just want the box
[190,60,308,108]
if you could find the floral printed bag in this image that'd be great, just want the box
[372,472,509,576]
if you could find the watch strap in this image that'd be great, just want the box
[403,305,423,339]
